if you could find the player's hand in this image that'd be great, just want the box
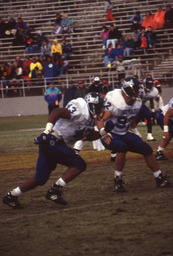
[102,133,113,145]
[34,132,50,145]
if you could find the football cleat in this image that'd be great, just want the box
[155,173,173,188]
[46,184,67,205]
[147,133,156,141]
[2,192,22,209]
[114,176,128,192]
[155,150,167,161]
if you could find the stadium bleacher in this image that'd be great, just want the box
[0,0,173,91]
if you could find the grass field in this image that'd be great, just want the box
[0,115,173,256]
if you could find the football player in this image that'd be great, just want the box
[97,77,173,192]
[155,97,173,160]
[3,92,104,208]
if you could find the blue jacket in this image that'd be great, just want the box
[43,61,58,78]
[44,87,62,106]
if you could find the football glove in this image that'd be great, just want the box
[34,132,51,145]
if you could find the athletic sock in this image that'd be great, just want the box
[114,170,122,178]
[55,177,66,187]
[157,146,164,152]
[153,170,162,178]
[11,187,22,196]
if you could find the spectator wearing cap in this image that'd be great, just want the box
[102,79,113,90]
[44,81,62,114]
[130,11,143,31]
[74,80,88,99]
[63,80,77,107]
[87,76,103,93]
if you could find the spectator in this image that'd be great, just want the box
[53,22,62,36]
[114,43,124,62]
[43,56,58,82]
[130,11,143,31]
[123,34,135,57]
[142,11,154,29]
[145,26,156,48]
[15,56,23,69]
[51,39,62,61]
[34,30,47,53]
[44,81,62,114]
[104,42,115,67]
[0,65,9,91]
[5,17,16,37]
[107,24,122,48]
[61,12,73,34]
[23,56,32,76]
[4,63,12,78]
[55,55,69,76]
[102,79,113,91]
[13,25,28,46]
[137,27,147,50]
[131,28,140,49]
[164,5,173,29]
[140,35,148,53]
[54,12,62,25]
[74,80,88,99]
[8,61,23,95]
[15,17,28,30]
[40,40,51,59]
[87,76,103,93]
[24,33,34,54]
[29,57,43,78]
[63,80,77,107]
[61,37,72,59]
[117,36,125,49]
[100,26,109,48]
[0,18,6,38]
[105,0,116,22]
[153,6,165,30]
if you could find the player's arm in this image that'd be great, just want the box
[97,110,113,144]
[162,107,173,141]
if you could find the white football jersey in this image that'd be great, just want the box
[161,97,173,120]
[142,86,159,103]
[53,98,95,145]
[104,89,142,135]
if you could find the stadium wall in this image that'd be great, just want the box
[0,88,173,117]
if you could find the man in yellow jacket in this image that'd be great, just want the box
[29,57,43,78]
[51,39,62,61]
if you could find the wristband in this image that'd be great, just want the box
[100,127,106,136]
[44,122,53,134]
[163,125,169,133]
[151,109,155,112]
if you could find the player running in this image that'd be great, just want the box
[97,77,173,192]
[3,92,104,208]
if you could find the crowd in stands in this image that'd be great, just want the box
[101,5,173,68]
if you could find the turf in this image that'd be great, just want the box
[0,116,173,256]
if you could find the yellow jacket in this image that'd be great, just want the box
[29,62,43,78]
[51,40,62,55]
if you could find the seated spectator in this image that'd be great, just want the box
[105,0,116,22]
[55,12,62,25]
[104,42,115,67]
[53,22,62,36]
[153,6,165,30]
[29,57,43,78]
[34,30,48,53]
[164,5,173,28]
[131,28,140,49]
[13,25,28,46]
[43,56,58,82]
[140,35,148,53]
[130,11,143,31]
[114,43,124,62]
[0,18,6,38]
[117,36,125,49]
[40,40,51,59]
[123,34,135,57]
[0,65,9,91]
[136,27,147,49]
[15,17,28,30]
[51,39,62,61]
[15,56,23,69]
[63,80,77,107]
[44,81,62,114]
[8,61,23,95]
[102,79,113,91]
[23,56,32,76]
[61,37,72,59]
[142,11,154,29]
[5,17,16,37]
[4,63,12,78]
[61,12,73,34]
[145,26,156,48]
[74,80,88,99]
[24,33,34,54]
[107,24,122,48]
[55,55,69,76]
[100,26,109,48]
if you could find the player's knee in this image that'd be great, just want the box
[74,155,87,172]
[143,143,153,156]
[35,174,50,186]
